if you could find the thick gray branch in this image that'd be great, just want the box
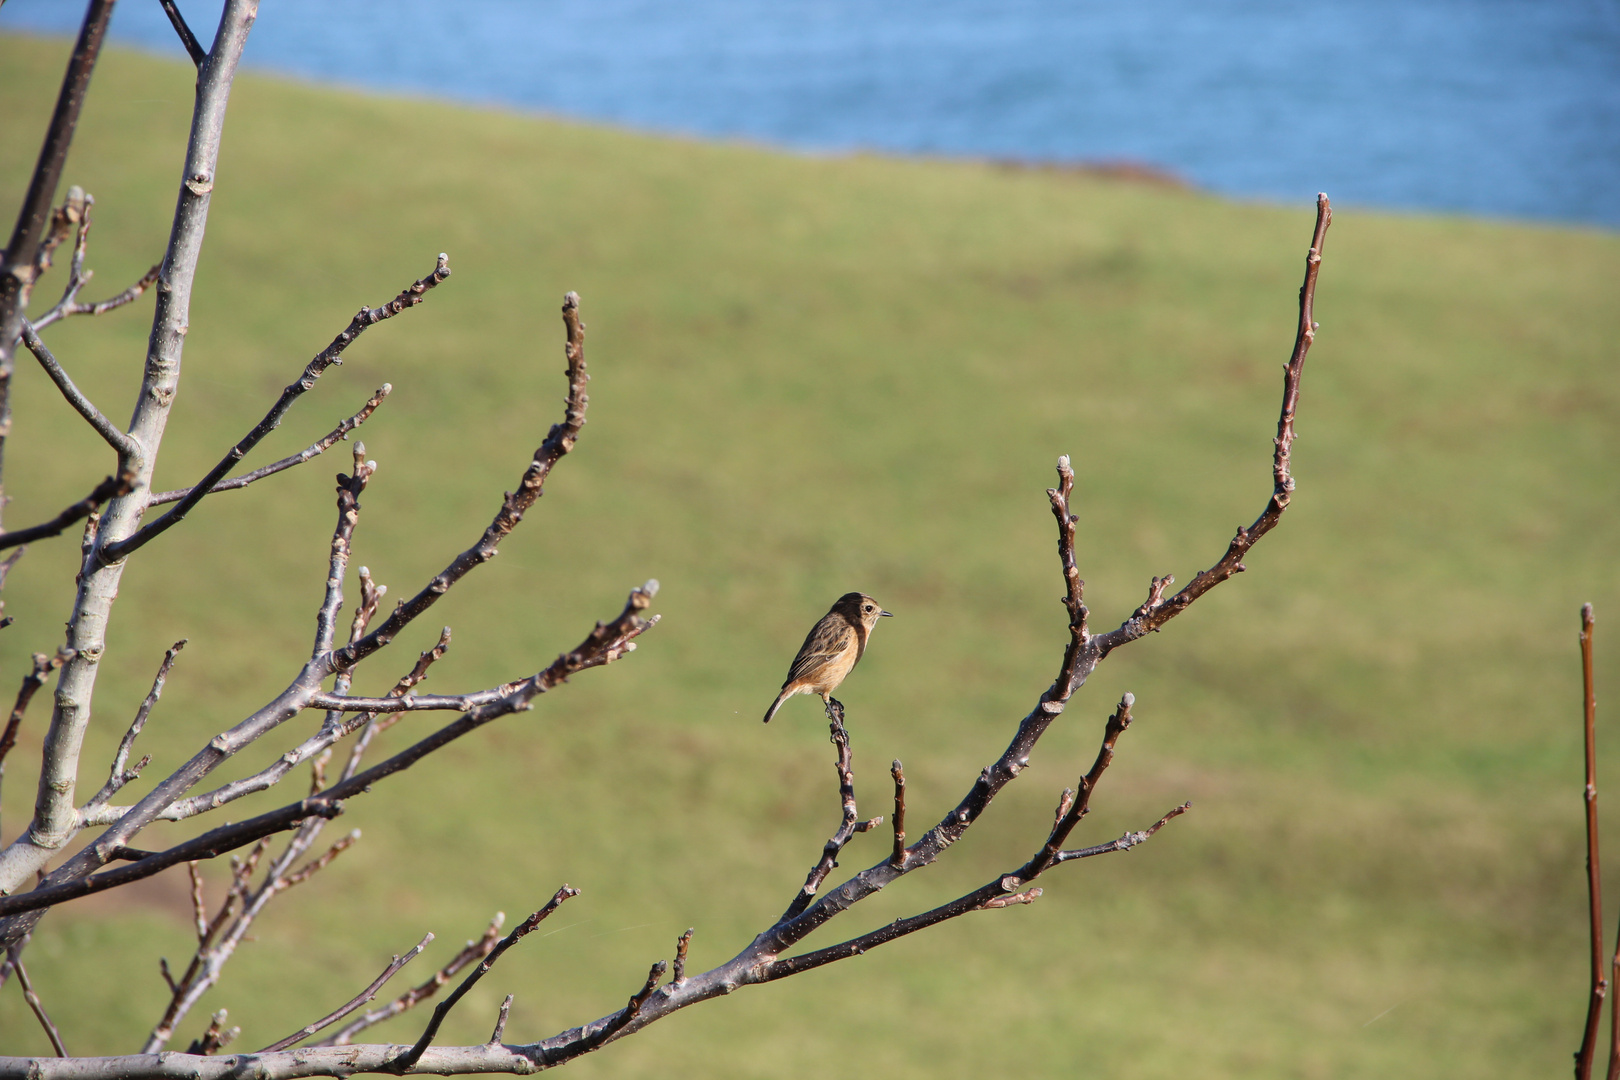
[0,0,259,918]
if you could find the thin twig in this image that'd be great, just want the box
[330,290,590,678]
[188,862,207,943]
[672,928,693,988]
[763,802,1191,980]
[8,948,66,1055]
[1092,193,1330,657]
[257,933,433,1053]
[1581,601,1605,1080]
[157,624,447,824]
[99,255,450,564]
[1052,802,1192,863]
[0,472,133,553]
[313,443,374,657]
[0,0,117,535]
[184,1010,239,1056]
[890,760,907,868]
[321,913,506,1046]
[147,385,391,506]
[0,546,22,629]
[489,995,513,1046]
[389,887,578,1073]
[157,0,208,67]
[83,639,184,811]
[780,698,881,923]
[0,648,72,836]
[29,265,161,332]
[27,191,160,332]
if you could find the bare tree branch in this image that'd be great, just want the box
[487,996,513,1046]
[889,760,906,868]
[1576,601,1607,1080]
[1052,802,1191,864]
[27,191,160,333]
[100,254,449,565]
[30,267,163,333]
[0,546,23,629]
[671,928,693,989]
[147,384,391,507]
[386,887,578,1073]
[779,698,881,923]
[3,942,67,1056]
[0,0,262,909]
[1092,192,1331,658]
[0,472,134,553]
[5,287,591,924]
[157,0,208,68]
[0,0,118,533]
[80,639,184,812]
[0,648,73,837]
[184,1011,238,1057]
[331,290,591,677]
[313,443,374,656]
[258,933,433,1054]
[0,580,660,919]
[322,913,506,1047]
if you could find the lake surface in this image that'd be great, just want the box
[4,0,1618,227]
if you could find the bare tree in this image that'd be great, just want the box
[0,3,1331,1076]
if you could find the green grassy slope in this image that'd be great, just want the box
[1,35,1617,1078]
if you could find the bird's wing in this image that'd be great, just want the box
[784,620,854,685]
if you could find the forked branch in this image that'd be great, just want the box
[99,254,451,564]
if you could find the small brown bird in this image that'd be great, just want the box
[762,592,893,723]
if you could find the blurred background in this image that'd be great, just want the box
[8,0,1620,226]
[0,3,1617,1078]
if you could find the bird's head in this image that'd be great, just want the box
[833,591,894,631]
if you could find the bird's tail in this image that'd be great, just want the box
[762,687,793,724]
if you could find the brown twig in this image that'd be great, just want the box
[331,290,590,677]
[313,444,374,656]
[148,385,391,507]
[83,639,184,810]
[0,546,22,629]
[0,1,117,536]
[1052,802,1192,864]
[184,1010,239,1056]
[489,995,514,1046]
[672,928,694,988]
[0,0,117,416]
[157,0,208,68]
[321,913,506,1046]
[1092,192,1330,657]
[27,191,160,333]
[0,471,133,553]
[890,760,907,868]
[29,264,161,333]
[1581,601,1605,1080]
[257,933,434,1053]
[761,801,1191,982]
[780,698,881,923]
[99,255,451,564]
[1022,693,1135,879]
[188,862,207,943]
[389,887,579,1073]
[6,946,66,1055]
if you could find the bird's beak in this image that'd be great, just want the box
[880,609,894,617]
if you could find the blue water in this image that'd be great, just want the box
[5,0,1618,227]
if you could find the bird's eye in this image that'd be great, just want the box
[864,604,873,612]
